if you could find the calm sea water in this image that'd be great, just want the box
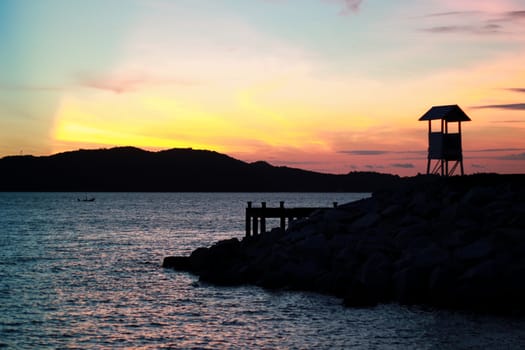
[1,192,525,349]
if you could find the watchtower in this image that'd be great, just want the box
[419,104,471,176]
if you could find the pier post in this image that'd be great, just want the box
[246,201,252,237]
[260,202,266,234]
[279,201,286,231]
[253,216,259,235]
[245,201,338,237]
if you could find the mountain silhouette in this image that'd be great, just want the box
[0,146,400,192]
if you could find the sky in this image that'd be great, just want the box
[0,0,524,176]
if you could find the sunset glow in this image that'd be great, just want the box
[1,0,524,175]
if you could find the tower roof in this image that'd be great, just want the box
[418,104,471,122]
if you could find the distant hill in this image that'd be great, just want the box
[0,146,401,192]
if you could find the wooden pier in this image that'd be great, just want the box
[245,201,338,237]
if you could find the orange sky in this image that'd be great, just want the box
[1,0,524,176]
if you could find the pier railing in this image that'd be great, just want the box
[245,201,338,237]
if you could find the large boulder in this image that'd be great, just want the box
[161,256,191,270]
[358,252,393,299]
[454,236,495,262]
[393,266,432,304]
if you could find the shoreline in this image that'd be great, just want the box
[163,174,525,313]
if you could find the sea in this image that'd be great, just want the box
[1,192,525,349]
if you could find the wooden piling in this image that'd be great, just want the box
[260,202,266,234]
[252,215,258,235]
[245,201,336,237]
[246,201,252,237]
[279,201,285,230]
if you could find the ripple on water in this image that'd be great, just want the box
[2,192,525,349]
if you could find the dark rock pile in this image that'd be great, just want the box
[163,174,525,313]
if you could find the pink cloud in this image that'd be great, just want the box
[76,72,197,94]
[322,0,364,15]
[436,0,518,14]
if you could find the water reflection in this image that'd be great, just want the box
[1,192,525,349]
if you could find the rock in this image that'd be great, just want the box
[501,264,525,294]
[332,246,361,273]
[256,269,289,289]
[162,174,525,313]
[355,235,394,257]
[358,252,393,298]
[439,202,458,222]
[454,236,495,261]
[410,197,435,218]
[380,204,404,218]
[428,264,460,306]
[188,247,211,272]
[495,227,525,243]
[343,279,380,308]
[409,244,450,270]
[393,266,431,304]
[323,208,355,222]
[461,186,497,206]
[352,212,380,229]
[285,224,317,243]
[161,256,191,270]
[509,240,525,258]
[292,234,330,265]
[327,233,353,255]
[282,260,323,290]
[393,222,427,247]
[439,229,466,249]
[461,259,498,281]
[186,238,245,284]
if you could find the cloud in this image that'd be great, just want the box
[77,75,140,94]
[421,8,525,35]
[364,164,384,170]
[468,148,525,153]
[0,99,37,119]
[422,10,525,22]
[498,152,525,160]
[504,10,525,20]
[322,0,364,15]
[471,164,486,169]
[420,11,481,18]
[75,72,197,94]
[490,120,525,124]
[0,84,63,92]
[1,71,199,95]
[473,103,525,110]
[339,150,388,155]
[422,23,502,34]
[271,160,327,166]
[390,163,415,169]
[339,150,426,156]
[466,149,525,161]
[506,88,525,93]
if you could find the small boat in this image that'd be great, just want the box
[78,196,95,202]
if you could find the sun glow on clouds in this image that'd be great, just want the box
[5,0,525,175]
[51,43,525,174]
[50,5,354,158]
[53,93,219,152]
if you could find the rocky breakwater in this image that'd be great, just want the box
[163,174,525,313]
